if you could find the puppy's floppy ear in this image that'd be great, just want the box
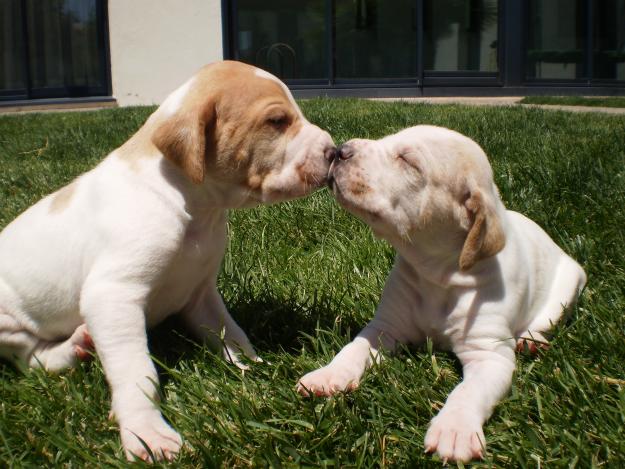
[152,100,216,184]
[459,188,506,270]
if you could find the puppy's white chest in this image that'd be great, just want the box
[146,214,227,324]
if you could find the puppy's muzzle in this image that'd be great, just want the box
[324,146,338,162]
[328,143,355,189]
[327,143,354,188]
[337,143,354,160]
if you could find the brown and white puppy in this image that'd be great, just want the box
[297,125,586,463]
[0,61,335,461]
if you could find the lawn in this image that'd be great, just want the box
[0,100,624,467]
[520,95,625,108]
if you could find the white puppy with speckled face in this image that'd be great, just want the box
[297,125,586,463]
[0,61,335,461]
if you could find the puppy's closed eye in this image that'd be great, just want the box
[397,153,422,173]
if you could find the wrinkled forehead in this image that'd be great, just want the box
[192,63,303,118]
[252,68,304,118]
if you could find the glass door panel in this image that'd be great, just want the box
[0,0,27,97]
[526,0,586,80]
[334,0,417,79]
[26,0,107,96]
[236,0,327,80]
[424,0,499,72]
[593,0,625,80]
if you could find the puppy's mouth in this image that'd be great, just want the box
[327,160,337,190]
[327,165,381,223]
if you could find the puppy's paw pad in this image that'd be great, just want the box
[121,417,183,462]
[296,366,360,397]
[516,332,549,354]
[424,411,485,463]
[70,324,95,361]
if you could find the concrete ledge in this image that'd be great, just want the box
[291,86,625,99]
[0,97,117,114]
[371,97,523,106]
[369,96,625,114]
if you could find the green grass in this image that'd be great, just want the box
[1,100,624,467]
[520,95,625,108]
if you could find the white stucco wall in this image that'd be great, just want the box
[108,0,223,106]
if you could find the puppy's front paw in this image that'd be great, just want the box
[296,365,360,397]
[120,415,183,462]
[424,409,485,463]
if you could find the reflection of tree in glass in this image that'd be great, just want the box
[244,1,325,80]
[59,0,100,88]
[334,0,418,78]
[424,0,498,71]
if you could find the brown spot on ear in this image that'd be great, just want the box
[49,182,78,214]
[459,190,505,270]
[152,102,215,184]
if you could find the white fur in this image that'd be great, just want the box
[297,125,586,463]
[160,77,194,116]
[0,63,333,461]
[255,68,304,119]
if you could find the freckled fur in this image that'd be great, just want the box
[298,125,586,463]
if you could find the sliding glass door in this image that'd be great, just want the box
[525,0,625,83]
[526,0,586,80]
[0,1,27,98]
[235,0,327,80]
[227,0,623,89]
[334,0,418,81]
[228,0,501,86]
[0,0,109,101]
[593,0,625,81]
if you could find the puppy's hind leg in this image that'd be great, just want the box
[0,314,94,372]
[517,256,586,354]
[28,324,95,371]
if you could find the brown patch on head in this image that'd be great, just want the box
[49,181,78,214]
[146,61,305,188]
[458,189,505,270]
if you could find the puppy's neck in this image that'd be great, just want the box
[392,231,495,289]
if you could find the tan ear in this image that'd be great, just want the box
[459,189,506,270]
[151,102,215,184]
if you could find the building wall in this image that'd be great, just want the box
[108,0,223,106]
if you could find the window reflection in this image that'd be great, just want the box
[334,0,417,79]
[526,0,586,79]
[594,0,625,80]
[0,1,26,93]
[424,0,498,72]
[26,0,105,92]
[236,0,326,80]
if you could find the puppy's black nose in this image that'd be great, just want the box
[337,144,354,160]
[324,146,338,162]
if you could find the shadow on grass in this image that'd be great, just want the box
[147,288,359,371]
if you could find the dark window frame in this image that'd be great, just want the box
[224,0,505,88]
[224,0,625,90]
[1,0,111,102]
[423,0,503,84]
[523,0,625,85]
